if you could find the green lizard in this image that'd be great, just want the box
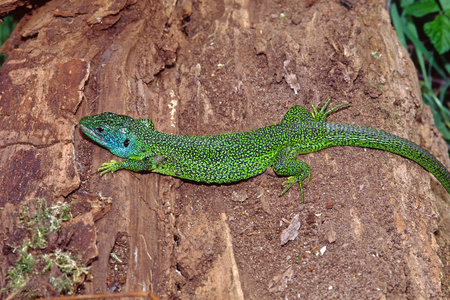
[79,100,450,200]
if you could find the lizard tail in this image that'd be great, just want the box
[324,123,450,194]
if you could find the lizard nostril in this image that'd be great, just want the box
[96,127,104,133]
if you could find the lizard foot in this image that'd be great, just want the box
[280,172,311,202]
[98,160,122,176]
[311,99,349,122]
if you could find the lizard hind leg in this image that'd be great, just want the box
[272,146,311,202]
[280,105,316,124]
[281,99,349,124]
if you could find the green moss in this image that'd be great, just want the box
[2,198,89,298]
[19,198,73,249]
[50,275,75,294]
[4,245,38,293]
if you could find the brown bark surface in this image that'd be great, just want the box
[1,0,450,299]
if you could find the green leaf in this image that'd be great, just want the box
[440,0,450,11]
[400,0,415,8]
[424,14,450,54]
[404,0,440,17]
[0,16,16,44]
[390,3,408,49]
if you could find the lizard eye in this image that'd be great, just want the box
[123,139,130,148]
[96,127,104,133]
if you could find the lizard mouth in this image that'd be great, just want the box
[79,124,106,144]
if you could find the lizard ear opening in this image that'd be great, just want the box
[124,139,130,148]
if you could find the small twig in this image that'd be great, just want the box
[35,291,160,300]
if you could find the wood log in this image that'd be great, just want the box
[1,0,449,298]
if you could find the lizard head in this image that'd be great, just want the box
[79,112,154,159]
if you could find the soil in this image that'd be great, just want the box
[1,0,450,299]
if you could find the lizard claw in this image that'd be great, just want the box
[280,173,311,203]
[98,160,120,176]
[311,99,349,122]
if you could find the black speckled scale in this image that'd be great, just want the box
[79,103,450,196]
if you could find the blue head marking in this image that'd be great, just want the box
[79,112,146,158]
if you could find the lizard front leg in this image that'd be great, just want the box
[98,157,156,175]
[272,146,311,202]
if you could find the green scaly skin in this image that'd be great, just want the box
[79,100,450,200]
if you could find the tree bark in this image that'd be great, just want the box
[1,0,449,298]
